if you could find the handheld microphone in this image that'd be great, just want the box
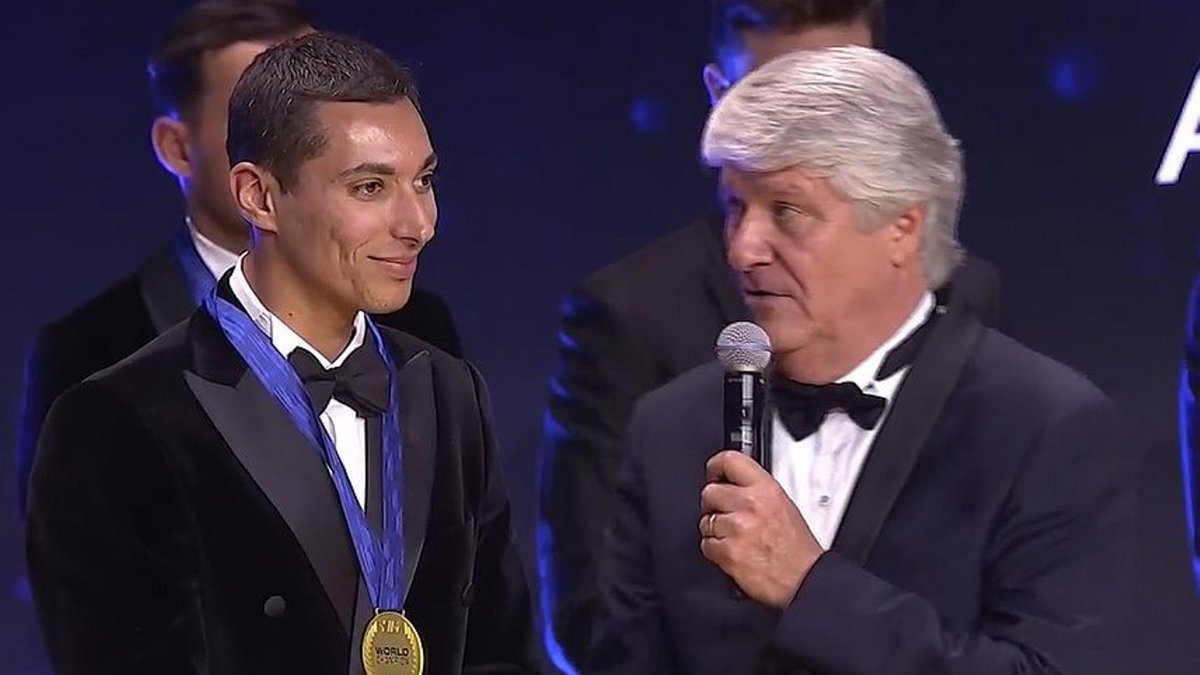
[716,322,772,468]
[715,322,772,600]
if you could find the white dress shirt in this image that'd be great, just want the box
[771,292,935,550]
[186,217,240,280]
[229,255,370,509]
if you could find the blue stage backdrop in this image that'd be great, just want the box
[1,1,1198,672]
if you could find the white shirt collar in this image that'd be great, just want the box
[228,253,367,368]
[835,292,936,398]
[187,217,241,280]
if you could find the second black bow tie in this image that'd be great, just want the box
[288,346,389,418]
[770,306,942,441]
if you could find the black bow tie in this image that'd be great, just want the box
[771,379,887,442]
[288,346,389,418]
[770,309,940,442]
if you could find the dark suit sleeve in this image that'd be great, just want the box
[537,285,659,667]
[768,397,1134,675]
[584,401,681,675]
[1181,273,1200,575]
[462,364,542,674]
[15,323,96,521]
[25,381,202,675]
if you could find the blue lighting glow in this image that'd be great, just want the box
[629,95,665,135]
[1048,46,1103,102]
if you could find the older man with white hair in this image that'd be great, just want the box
[586,46,1132,675]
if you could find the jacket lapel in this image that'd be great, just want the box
[392,347,436,606]
[831,302,983,565]
[138,244,198,334]
[183,305,360,636]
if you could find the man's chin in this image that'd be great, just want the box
[361,285,413,316]
[757,318,813,354]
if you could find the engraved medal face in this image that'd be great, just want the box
[362,611,424,675]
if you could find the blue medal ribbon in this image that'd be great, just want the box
[203,292,405,611]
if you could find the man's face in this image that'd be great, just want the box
[267,99,438,316]
[721,164,917,360]
[703,20,873,103]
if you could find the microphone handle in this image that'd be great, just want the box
[721,369,767,600]
[723,370,767,466]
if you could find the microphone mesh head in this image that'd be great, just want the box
[716,321,772,372]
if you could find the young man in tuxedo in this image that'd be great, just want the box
[537,1,1003,667]
[26,32,538,675]
[14,0,463,520]
[587,46,1131,674]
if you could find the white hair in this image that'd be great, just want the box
[702,46,964,289]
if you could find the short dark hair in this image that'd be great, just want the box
[710,0,885,63]
[148,0,313,118]
[227,32,420,192]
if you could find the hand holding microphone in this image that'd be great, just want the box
[702,322,823,607]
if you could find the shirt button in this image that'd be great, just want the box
[817,495,831,507]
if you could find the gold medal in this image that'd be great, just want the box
[362,610,424,675]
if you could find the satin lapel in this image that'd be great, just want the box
[831,306,983,564]
[183,311,359,635]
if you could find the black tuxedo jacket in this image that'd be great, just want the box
[16,243,463,518]
[586,303,1133,675]
[25,280,537,675]
[538,219,1004,663]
